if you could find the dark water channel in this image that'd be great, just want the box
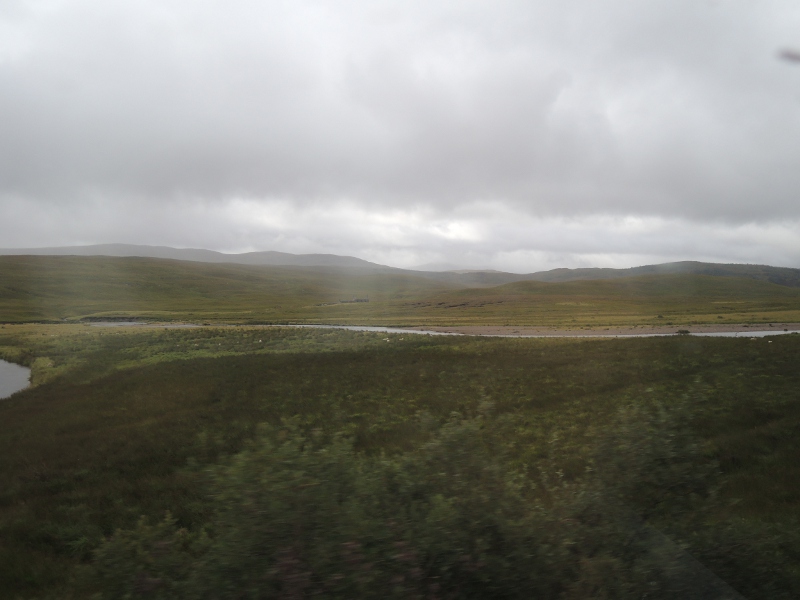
[0,359,31,399]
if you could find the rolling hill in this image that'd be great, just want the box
[523,261,800,287]
[3,244,799,289]
[2,255,800,326]
[0,244,386,269]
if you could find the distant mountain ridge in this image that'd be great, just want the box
[2,244,799,288]
[524,261,800,288]
[408,261,800,288]
[0,244,383,269]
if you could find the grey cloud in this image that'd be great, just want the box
[3,194,798,273]
[1,0,800,266]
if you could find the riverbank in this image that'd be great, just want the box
[82,320,800,338]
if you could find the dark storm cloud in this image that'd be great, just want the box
[1,0,799,267]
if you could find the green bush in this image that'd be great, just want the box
[92,418,567,598]
[91,410,736,599]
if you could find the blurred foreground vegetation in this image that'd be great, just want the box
[1,325,799,597]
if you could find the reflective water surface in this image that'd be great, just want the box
[283,324,799,339]
[0,359,31,399]
[84,321,800,339]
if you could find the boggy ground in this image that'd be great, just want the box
[1,325,800,597]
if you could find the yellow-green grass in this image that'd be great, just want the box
[2,256,800,326]
[0,255,456,323]
[376,275,800,326]
[1,325,800,596]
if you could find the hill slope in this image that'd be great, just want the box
[0,255,454,323]
[2,255,800,326]
[0,244,386,269]
[525,261,800,287]
[3,245,799,290]
[412,261,800,288]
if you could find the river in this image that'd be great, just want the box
[281,324,799,339]
[87,321,800,338]
[0,359,31,399]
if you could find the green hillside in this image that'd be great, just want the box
[2,256,800,326]
[0,256,455,323]
[381,274,800,327]
[524,260,800,287]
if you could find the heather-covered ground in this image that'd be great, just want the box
[1,325,799,597]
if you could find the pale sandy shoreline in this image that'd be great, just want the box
[407,323,800,337]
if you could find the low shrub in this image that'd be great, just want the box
[90,410,729,599]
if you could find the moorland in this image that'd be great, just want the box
[2,255,800,326]
[1,255,800,598]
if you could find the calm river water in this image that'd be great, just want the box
[84,321,800,339]
[0,359,30,399]
[282,324,799,339]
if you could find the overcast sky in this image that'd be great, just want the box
[1,0,799,272]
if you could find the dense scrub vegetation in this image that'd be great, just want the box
[1,326,799,597]
[90,411,725,599]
